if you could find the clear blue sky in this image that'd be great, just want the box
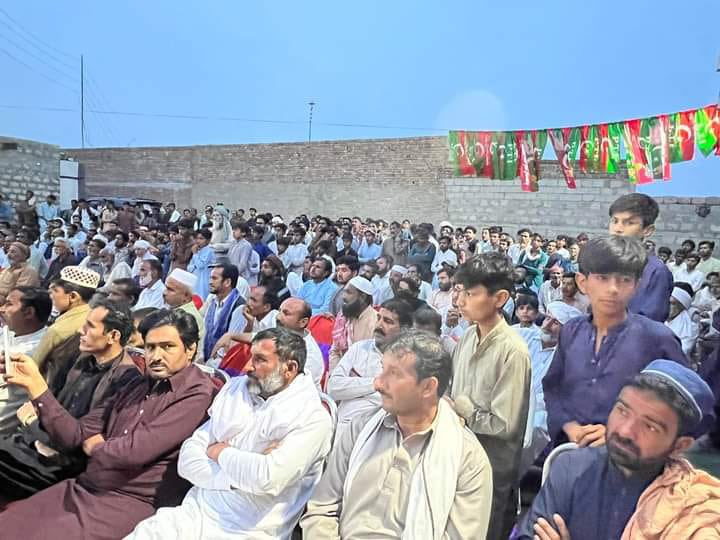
[1,1,719,195]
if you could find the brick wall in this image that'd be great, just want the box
[55,135,720,250]
[0,136,60,216]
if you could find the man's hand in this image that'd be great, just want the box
[533,514,570,540]
[210,333,234,359]
[16,401,38,425]
[82,434,106,456]
[207,442,230,462]
[563,421,606,447]
[5,353,48,399]
[262,441,280,455]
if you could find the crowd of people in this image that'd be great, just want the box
[0,189,716,539]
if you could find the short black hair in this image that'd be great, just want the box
[454,252,514,294]
[178,218,195,230]
[140,309,199,357]
[685,252,701,262]
[380,298,415,328]
[336,255,360,272]
[213,263,239,288]
[464,226,477,233]
[515,294,539,311]
[142,258,163,276]
[111,278,141,305]
[114,230,129,242]
[89,297,134,346]
[51,279,96,303]
[609,193,660,228]
[578,236,647,280]
[13,286,52,324]
[699,240,715,250]
[196,229,212,241]
[658,246,672,257]
[682,239,696,251]
[412,307,442,335]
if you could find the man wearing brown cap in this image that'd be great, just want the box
[32,266,100,386]
[0,241,40,304]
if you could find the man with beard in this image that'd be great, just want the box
[376,264,408,304]
[42,238,77,288]
[126,327,332,539]
[371,254,392,304]
[169,219,196,271]
[518,301,583,473]
[328,255,359,316]
[395,275,429,312]
[0,309,216,539]
[429,267,454,312]
[560,271,590,313]
[328,276,378,372]
[327,298,413,441]
[538,264,564,314]
[134,259,166,311]
[518,360,718,540]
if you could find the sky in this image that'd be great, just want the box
[1,1,719,196]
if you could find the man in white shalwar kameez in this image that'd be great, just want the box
[125,327,333,540]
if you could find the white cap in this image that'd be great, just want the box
[391,265,408,276]
[346,276,375,297]
[546,301,583,325]
[671,287,692,310]
[134,240,151,250]
[167,268,198,293]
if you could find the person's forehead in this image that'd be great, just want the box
[145,325,182,344]
[612,211,642,221]
[88,306,109,322]
[379,308,399,321]
[617,386,677,424]
[252,338,277,355]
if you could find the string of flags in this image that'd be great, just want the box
[448,104,720,192]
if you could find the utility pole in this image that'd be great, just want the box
[80,54,85,148]
[308,101,315,142]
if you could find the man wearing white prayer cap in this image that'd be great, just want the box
[163,268,205,359]
[130,239,158,278]
[519,300,584,474]
[375,265,409,304]
[666,283,699,356]
[328,276,378,372]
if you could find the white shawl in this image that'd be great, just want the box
[343,399,464,540]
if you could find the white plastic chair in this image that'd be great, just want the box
[541,442,578,485]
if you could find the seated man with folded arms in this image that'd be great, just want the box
[518,360,720,540]
[0,310,216,539]
[126,327,332,539]
[301,330,493,539]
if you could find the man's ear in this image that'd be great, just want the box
[575,273,588,295]
[670,436,694,458]
[642,224,656,239]
[494,289,510,309]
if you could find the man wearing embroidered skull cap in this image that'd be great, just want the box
[518,360,720,540]
[33,266,100,374]
[164,268,205,356]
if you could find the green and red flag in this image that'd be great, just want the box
[598,123,622,173]
[449,131,473,176]
[517,130,547,192]
[622,119,653,184]
[472,131,495,177]
[696,105,719,157]
[548,127,580,189]
[491,131,518,180]
[579,125,601,173]
[640,116,671,180]
[667,111,695,163]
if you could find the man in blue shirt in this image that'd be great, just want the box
[543,236,686,449]
[519,360,716,540]
[609,193,673,322]
[356,229,381,263]
[298,256,338,316]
